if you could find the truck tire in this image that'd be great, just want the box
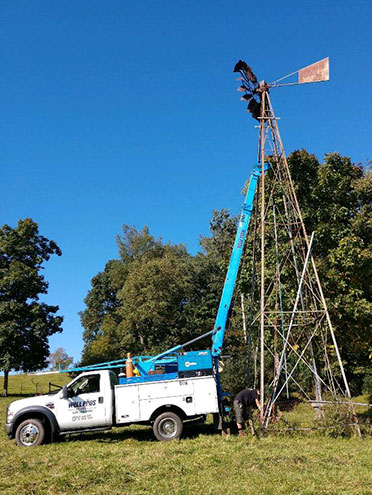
[15,418,45,447]
[153,412,183,441]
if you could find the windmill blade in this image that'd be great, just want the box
[233,60,249,72]
[233,60,258,84]
[270,57,330,87]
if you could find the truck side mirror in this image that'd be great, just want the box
[61,386,68,399]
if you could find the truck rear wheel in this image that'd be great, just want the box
[153,412,183,441]
[15,418,45,447]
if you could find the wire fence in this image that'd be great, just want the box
[0,374,70,397]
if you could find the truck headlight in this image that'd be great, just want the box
[6,406,14,423]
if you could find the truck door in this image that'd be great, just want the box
[57,373,110,430]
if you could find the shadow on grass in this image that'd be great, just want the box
[61,421,220,444]
[276,397,302,412]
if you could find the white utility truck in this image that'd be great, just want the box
[5,366,219,446]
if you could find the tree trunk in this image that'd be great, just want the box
[138,332,148,354]
[3,369,9,397]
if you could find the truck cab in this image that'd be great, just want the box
[5,370,117,447]
[57,370,116,430]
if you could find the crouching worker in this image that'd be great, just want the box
[234,388,261,436]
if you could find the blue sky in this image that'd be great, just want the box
[1,0,371,364]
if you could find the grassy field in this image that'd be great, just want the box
[1,373,372,495]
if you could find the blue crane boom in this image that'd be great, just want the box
[211,165,262,357]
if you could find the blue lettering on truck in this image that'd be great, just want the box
[68,400,96,408]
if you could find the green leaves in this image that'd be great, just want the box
[0,218,63,394]
[288,152,372,391]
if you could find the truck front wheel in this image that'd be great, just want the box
[153,412,183,441]
[15,418,45,447]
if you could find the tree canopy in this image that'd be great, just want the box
[0,218,63,396]
[80,226,203,364]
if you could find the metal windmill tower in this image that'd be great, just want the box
[234,58,359,432]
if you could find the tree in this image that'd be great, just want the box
[288,152,372,391]
[0,218,63,396]
[80,224,196,364]
[117,248,193,354]
[48,347,73,370]
[80,259,126,365]
[79,225,165,365]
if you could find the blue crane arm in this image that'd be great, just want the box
[211,166,262,357]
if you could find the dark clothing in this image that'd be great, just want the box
[233,388,259,425]
[234,400,251,424]
[234,388,259,408]
[234,388,260,435]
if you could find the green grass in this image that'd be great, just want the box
[1,373,372,495]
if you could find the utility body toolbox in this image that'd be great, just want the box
[115,374,218,424]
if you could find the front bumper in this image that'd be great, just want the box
[4,422,14,437]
